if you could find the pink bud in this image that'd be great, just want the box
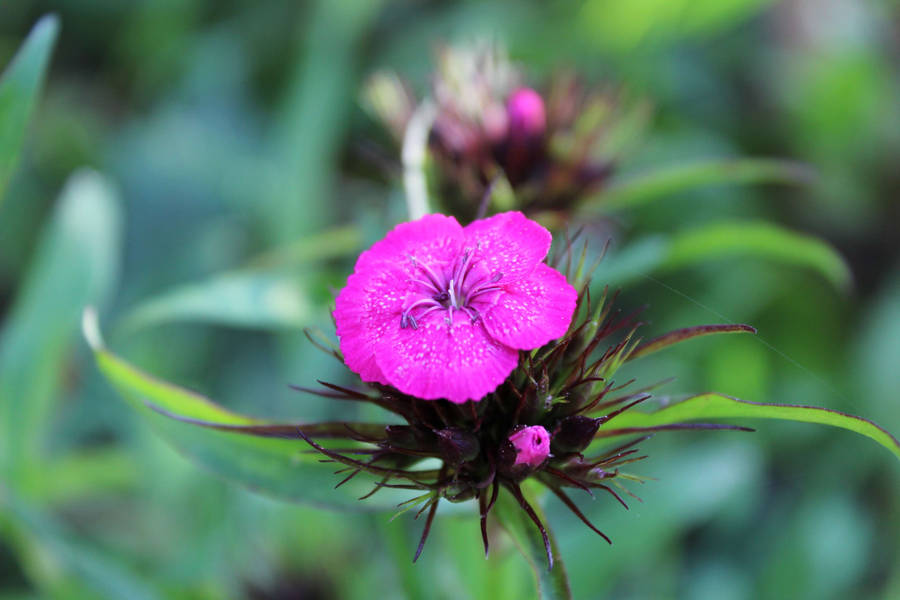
[508,425,551,468]
[506,88,546,139]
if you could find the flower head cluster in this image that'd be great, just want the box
[364,44,644,219]
[334,211,577,403]
[286,227,754,566]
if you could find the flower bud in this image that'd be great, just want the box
[551,415,601,454]
[508,425,551,469]
[436,428,481,464]
[385,425,421,449]
[506,88,546,140]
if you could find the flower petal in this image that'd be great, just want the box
[334,265,413,385]
[375,315,518,403]
[355,213,464,273]
[481,262,577,349]
[462,211,551,283]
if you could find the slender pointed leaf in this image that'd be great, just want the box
[243,225,361,269]
[148,407,390,441]
[117,225,362,333]
[493,486,572,600]
[600,393,900,462]
[587,158,813,212]
[660,221,852,291]
[0,15,59,203]
[24,449,137,503]
[0,170,121,470]
[600,222,851,291]
[628,324,756,361]
[117,272,313,333]
[83,311,408,510]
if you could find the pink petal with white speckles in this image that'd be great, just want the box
[481,262,577,350]
[375,315,519,403]
[334,264,414,385]
[462,211,551,283]
[355,213,464,273]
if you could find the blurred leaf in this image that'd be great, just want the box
[118,272,312,333]
[660,221,852,291]
[118,225,362,333]
[266,0,381,242]
[25,449,138,504]
[599,393,900,462]
[0,15,59,203]
[486,173,516,214]
[494,486,572,600]
[83,312,409,510]
[579,0,776,51]
[2,490,160,599]
[853,269,900,423]
[0,170,121,470]
[585,158,812,212]
[596,236,668,286]
[600,221,851,291]
[243,225,361,269]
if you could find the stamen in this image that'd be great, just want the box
[448,278,458,308]
[401,298,441,329]
[409,255,444,292]
[459,252,481,290]
[399,250,498,330]
[452,249,471,287]
[411,278,442,295]
[467,286,501,301]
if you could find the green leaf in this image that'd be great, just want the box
[493,486,572,600]
[598,222,852,291]
[595,235,668,287]
[484,173,516,213]
[582,0,777,51]
[584,158,812,212]
[117,225,362,333]
[265,0,381,242]
[242,225,361,269]
[0,170,121,470]
[22,449,138,504]
[628,323,756,361]
[0,15,60,203]
[599,393,900,462]
[82,310,409,510]
[117,271,313,333]
[660,221,852,291]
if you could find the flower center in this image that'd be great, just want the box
[400,249,502,330]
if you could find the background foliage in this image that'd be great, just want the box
[1,1,898,598]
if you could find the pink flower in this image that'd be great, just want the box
[509,425,551,468]
[334,212,577,403]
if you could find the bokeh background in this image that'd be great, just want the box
[1,1,898,598]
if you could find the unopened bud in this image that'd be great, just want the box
[508,425,551,468]
[551,416,600,454]
[436,428,481,464]
[506,88,546,140]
